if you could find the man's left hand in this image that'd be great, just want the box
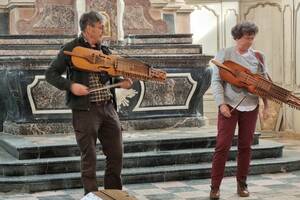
[119,78,133,89]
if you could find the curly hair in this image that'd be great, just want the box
[231,21,258,40]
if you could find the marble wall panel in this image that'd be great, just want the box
[27,76,68,115]
[134,74,197,111]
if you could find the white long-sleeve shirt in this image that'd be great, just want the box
[210,47,268,111]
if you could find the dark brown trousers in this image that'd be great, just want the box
[72,101,123,194]
[211,105,258,188]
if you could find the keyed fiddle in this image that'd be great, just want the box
[211,59,300,110]
[63,46,167,82]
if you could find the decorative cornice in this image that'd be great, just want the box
[151,0,193,12]
[243,2,281,19]
[193,4,219,17]
[0,1,8,9]
[150,0,169,8]
[6,0,35,10]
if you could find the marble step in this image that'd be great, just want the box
[0,35,74,45]
[0,140,282,176]
[0,34,193,46]
[0,34,198,57]
[0,45,202,59]
[0,131,260,160]
[111,44,202,55]
[0,150,298,193]
[125,34,193,45]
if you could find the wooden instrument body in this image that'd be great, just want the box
[211,59,300,110]
[64,46,166,82]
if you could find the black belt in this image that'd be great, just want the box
[90,99,112,105]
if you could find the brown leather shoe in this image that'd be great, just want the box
[237,181,250,197]
[209,186,220,200]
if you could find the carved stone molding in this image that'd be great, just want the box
[123,0,167,35]
[16,0,77,35]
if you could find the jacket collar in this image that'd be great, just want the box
[78,33,101,50]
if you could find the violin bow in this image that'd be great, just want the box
[89,82,123,93]
[230,96,247,113]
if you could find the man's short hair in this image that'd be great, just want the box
[231,21,258,40]
[79,11,104,31]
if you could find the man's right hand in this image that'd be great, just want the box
[70,83,89,96]
[220,104,231,118]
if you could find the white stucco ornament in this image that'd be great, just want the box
[115,88,138,110]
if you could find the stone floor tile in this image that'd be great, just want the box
[4,171,300,199]
[266,183,298,190]
[248,179,284,186]
[32,191,66,197]
[190,184,210,191]
[131,195,149,200]
[261,173,297,179]
[291,182,300,188]
[145,193,179,200]
[153,181,188,188]
[279,177,300,184]
[123,183,159,190]
[130,188,169,195]
[38,195,74,200]
[164,186,197,193]
[1,197,39,200]
[175,190,208,198]
[247,185,272,193]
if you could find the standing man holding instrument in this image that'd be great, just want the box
[45,11,132,195]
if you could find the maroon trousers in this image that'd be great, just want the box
[211,106,258,188]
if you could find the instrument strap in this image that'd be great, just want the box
[254,51,273,82]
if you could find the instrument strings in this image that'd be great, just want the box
[218,60,300,110]
[237,71,300,109]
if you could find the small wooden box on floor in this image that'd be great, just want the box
[82,189,138,200]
